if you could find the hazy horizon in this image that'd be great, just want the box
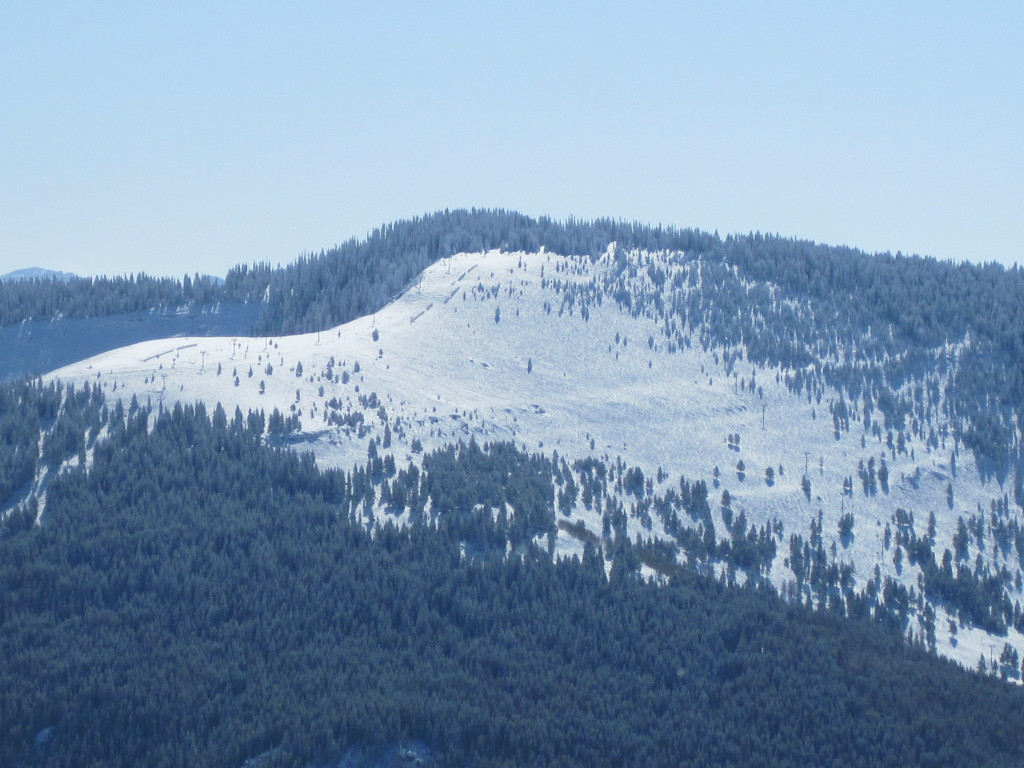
[2,2,1021,278]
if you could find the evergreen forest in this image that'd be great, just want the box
[2,387,1024,766]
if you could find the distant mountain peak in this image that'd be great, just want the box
[1,267,78,282]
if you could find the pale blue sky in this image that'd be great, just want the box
[2,2,1021,277]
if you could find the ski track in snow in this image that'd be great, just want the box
[47,248,1024,676]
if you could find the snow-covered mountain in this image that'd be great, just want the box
[45,246,1024,676]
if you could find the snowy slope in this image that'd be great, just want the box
[46,247,1024,675]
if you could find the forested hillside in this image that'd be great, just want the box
[0,271,228,328]
[0,210,706,333]
[3,395,1024,767]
